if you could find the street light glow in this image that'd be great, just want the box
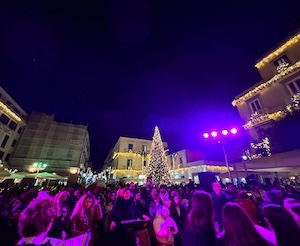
[222,130,228,136]
[211,131,218,137]
[230,128,238,134]
[203,133,209,138]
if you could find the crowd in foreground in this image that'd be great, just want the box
[0,178,300,246]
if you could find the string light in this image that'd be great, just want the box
[112,152,150,159]
[255,33,300,69]
[171,165,233,174]
[145,126,172,185]
[232,61,300,106]
[243,92,300,129]
[0,102,22,122]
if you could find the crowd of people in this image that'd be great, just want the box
[0,178,300,246]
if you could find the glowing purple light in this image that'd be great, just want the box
[230,128,238,134]
[222,130,228,136]
[211,131,218,137]
[203,133,209,138]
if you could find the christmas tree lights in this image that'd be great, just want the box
[145,126,172,185]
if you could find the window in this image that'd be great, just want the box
[1,135,10,148]
[179,157,183,164]
[11,139,17,147]
[17,127,23,134]
[142,145,147,152]
[143,160,147,167]
[13,107,21,115]
[6,101,11,106]
[127,159,132,169]
[249,99,263,114]
[274,55,290,73]
[4,153,10,162]
[128,144,133,151]
[8,121,17,131]
[0,114,9,125]
[0,151,4,160]
[287,79,300,95]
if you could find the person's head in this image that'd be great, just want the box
[212,182,222,196]
[156,206,170,220]
[163,199,171,208]
[222,203,269,246]
[120,188,131,200]
[55,191,70,203]
[18,196,58,238]
[129,182,135,191]
[173,193,181,206]
[134,191,141,201]
[285,185,295,193]
[160,185,167,194]
[153,194,162,205]
[226,183,235,191]
[151,187,157,197]
[254,185,260,192]
[238,190,249,200]
[186,190,214,230]
[74,189,82,199]
[263,191,278,204]
[71,193,96,219]
[9,205,23,220]
[107,191,116,204]
[83,196,94,210]
[262,204,300,246]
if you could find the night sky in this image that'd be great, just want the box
[0,1,299,169]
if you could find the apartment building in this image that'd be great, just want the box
[9,112,90,175]
[103,136,168,182]
[232,30,300,140]
[0,86,28,167]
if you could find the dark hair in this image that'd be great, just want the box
[18,196,58,237]
[222,203,270,246]
[186,191,215,231]
[262,204,300,246]
[106,191,116,205]
[238,190,249,200]
[265,191,278,204]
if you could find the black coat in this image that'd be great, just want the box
[109,196,143,224]
[181,222,215,246]
[211,192,232,231]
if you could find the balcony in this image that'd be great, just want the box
[244,93,300,129]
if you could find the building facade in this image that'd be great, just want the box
[103,136,168,183]
[0,86,28,167]
[9,112,90,176]
[232,30,300,140]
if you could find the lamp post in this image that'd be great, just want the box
[33,161,47,186]
[203,128,238,183]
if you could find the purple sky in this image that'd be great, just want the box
[0,1,299,169]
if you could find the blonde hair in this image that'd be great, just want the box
[70,193,96,219]
[54,191,70,202]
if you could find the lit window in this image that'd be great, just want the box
[127,159,132,169]
[142,145,147,152]
[249,99,263,114]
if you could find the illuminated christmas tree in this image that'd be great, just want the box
[146,126,172,185]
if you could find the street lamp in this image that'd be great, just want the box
[203,128,238,182]
[33,161,47,178]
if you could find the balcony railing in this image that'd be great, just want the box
[244,93,300,129]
